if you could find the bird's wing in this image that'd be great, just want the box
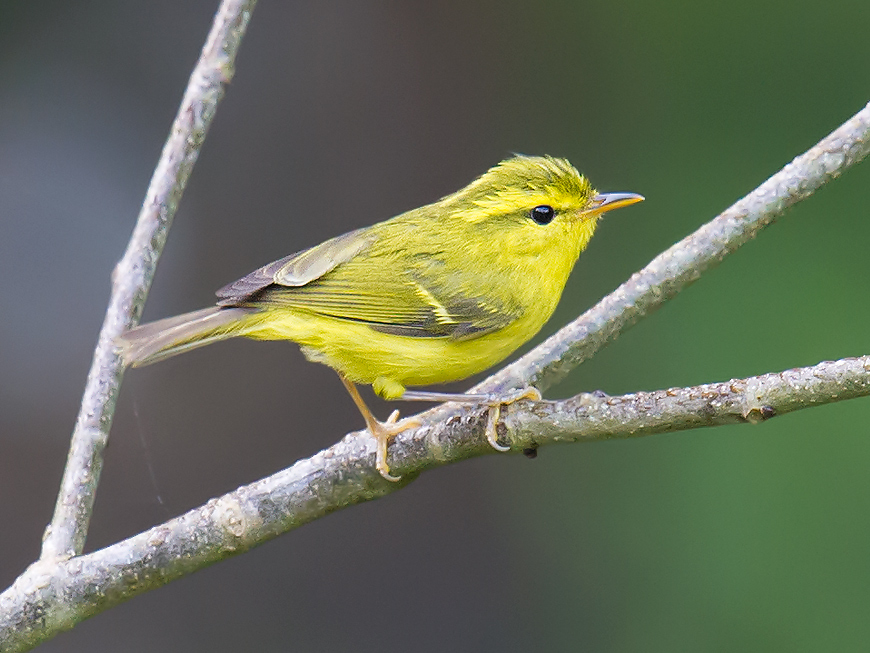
[216,227,376,303]
[221,231,522,340]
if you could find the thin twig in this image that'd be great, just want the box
[473,101,870,397]
[39,0,257,562]
[2,355,868,651]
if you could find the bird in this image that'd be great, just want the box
[118,155,643,480]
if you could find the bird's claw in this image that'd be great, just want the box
[370,412,421,482]
[484,387,542,452]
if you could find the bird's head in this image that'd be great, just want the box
[443,155,643,262]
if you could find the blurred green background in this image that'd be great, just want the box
[1,1,869,651]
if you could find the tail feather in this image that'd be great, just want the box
[117,307,257,367]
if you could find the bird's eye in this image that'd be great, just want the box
[530,205,555,225]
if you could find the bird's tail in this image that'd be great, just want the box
[117,306,258,367]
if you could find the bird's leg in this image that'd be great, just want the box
[400,386,542,452]
[338,373,421,482]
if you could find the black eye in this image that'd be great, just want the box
[530,205,555,225]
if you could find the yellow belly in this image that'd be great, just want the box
[243,307,544,398]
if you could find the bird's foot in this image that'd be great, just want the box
[368,410,422,482]
[399,385,542,453]
[484,387,542,452]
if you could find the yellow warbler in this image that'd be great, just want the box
[119,156,642,479]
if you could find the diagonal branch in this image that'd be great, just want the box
[2,355,869,651]
[39,0,258,562]
[474,101,870,397]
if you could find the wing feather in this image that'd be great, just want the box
[216,226,523,340]
[216,228,375,303]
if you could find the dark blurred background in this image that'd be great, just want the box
[2,1,869,651]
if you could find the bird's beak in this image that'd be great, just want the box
[588,192,645,215]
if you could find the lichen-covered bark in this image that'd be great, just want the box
[504,356,870,446]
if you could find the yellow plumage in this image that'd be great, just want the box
[119,155,642,479]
